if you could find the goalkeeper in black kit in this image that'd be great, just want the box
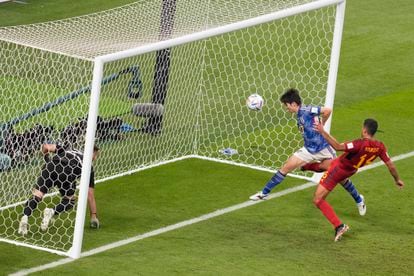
[18,144,100,236]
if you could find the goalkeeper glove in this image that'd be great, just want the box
[90,217,100,229]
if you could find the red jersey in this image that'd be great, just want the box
[338,138,390,173]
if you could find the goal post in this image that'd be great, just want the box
[70,60,104,259]
[0,0,346,258]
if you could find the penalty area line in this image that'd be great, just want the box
[11,150,414,276]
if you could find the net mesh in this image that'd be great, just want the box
[0,44,92,251]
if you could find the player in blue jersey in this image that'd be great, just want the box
[250,88,366,215]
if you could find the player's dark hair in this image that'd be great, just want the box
[93,145,100,152]
[280,88,302,105]
[363,118,378,135]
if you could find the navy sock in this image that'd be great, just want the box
[263,171,286,194]
[342,179,362,203]
[23,196,41,217]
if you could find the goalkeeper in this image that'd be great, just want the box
[18,143,100,236]
[250,88,366,216]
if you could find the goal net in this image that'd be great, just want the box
[0,0,345,258]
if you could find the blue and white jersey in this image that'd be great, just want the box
[296,105,330,153]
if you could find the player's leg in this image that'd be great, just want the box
[314,166,349,241]
[19,189,45,236]
[19,165,52,235]
[250,152,307,200]
[40,197,75,231]
[303,165,366,215]
[41,183,75,231]
[313,184,341,227]
[314,184,349,242]
[301,146,336,172]
[339,178,366,215]
[317,159,332,171]
[301,147,365,214]
[57,182,76,214]
[54,196,75,214]
[22,189,45,217]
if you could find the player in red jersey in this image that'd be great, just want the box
[313,118,404,241]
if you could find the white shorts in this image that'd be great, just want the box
[293,146,336,163]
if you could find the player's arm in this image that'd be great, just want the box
[314,123,345,151]
[379,147,404,188]
[384,160,404,188]
[88,168,99,228]
[320,107,332,125]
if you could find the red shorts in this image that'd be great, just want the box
[320,159,355,191]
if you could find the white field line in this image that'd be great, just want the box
[10,150,414,276]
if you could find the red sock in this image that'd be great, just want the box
[302,163,324,172]
[315,199,342,228]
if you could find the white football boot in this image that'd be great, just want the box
[41,208,55,231]
[357,194,366,216]
[249,191,269,201]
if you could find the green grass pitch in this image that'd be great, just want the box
[0,0,414,275]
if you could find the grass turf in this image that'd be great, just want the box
[0,0,413,275]
[7,157,411,275]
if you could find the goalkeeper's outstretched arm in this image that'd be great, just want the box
[88,187,100,229]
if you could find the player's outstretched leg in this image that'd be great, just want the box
[54,197,75,214]
[249,191,268,201]
[303,165,366,215]
[301,162,325,172]
[314,184,350,242]
[19,195,42,235]
[40,197,76,231]
[341,179,366,216]
[357,194,366,216]
[249,170,286,201]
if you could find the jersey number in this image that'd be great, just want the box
[353,154,377,169]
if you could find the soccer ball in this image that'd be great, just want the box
[246,94,264,111]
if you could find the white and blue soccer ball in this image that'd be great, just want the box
[246,94,264,111]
